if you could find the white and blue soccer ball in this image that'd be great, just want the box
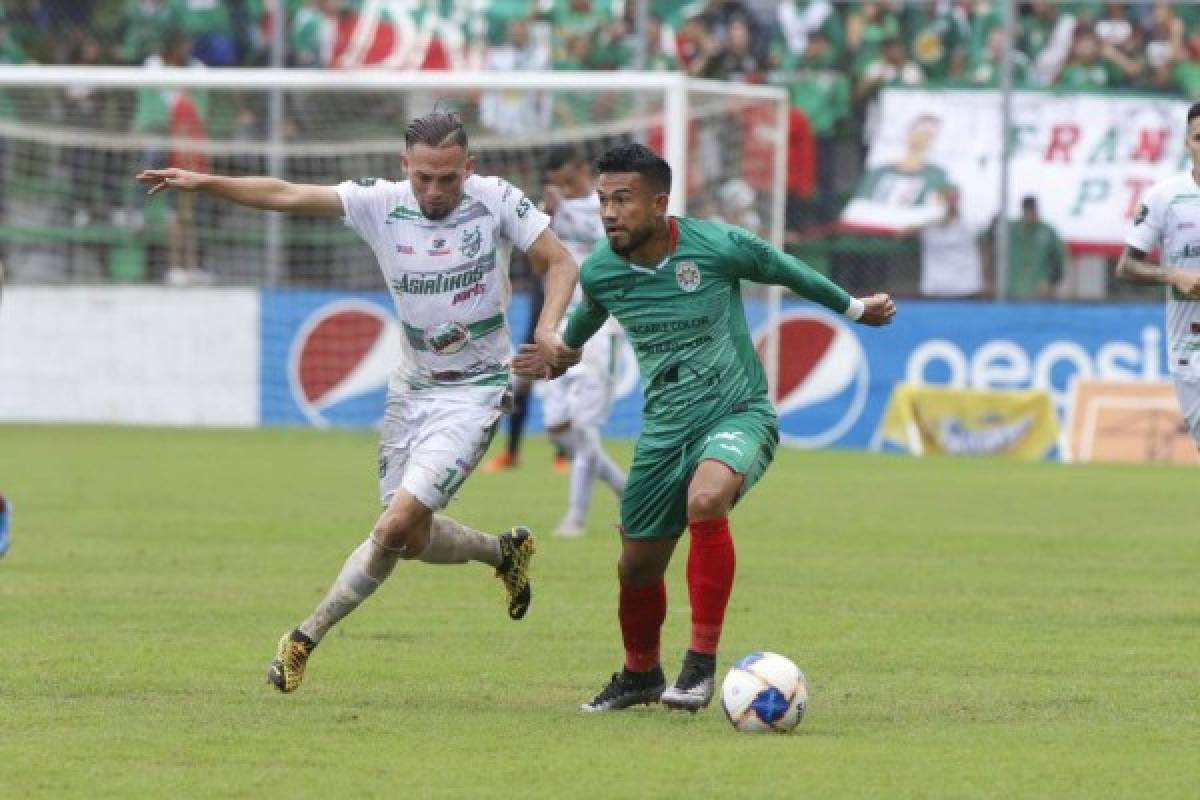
[720,652,808,733]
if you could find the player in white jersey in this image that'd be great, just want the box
[137,110,580,692]
[1118,101,1200,443]
[539,146,628,537]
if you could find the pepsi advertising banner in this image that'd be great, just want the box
[261,290,1167,452]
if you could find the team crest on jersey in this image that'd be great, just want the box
[1134,204,1148,225]
[675,261,701,292]
[460,225,482,258]
[427,321,470,355]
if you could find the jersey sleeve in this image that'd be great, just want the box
[722,225,853,314]
[562,259,610,348]
[1126,185,1165,254]
[478,176,551,252]
[335,177,386,239]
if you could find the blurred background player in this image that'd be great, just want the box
[483,276,570,474]
[1117,100,1200,445]
[538,145,627,537]
[137,110,580,693]
[517,143,895,714]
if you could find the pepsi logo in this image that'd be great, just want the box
[754,310,869,448]
[287,300,404,427]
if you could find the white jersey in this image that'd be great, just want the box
[548,190,620,378]
[336,174,550,391]
[551,192,605,265]
[1125,171,1200,376]
[550,191,606,310]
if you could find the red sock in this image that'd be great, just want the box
[619,580,666,673]
[686,516,736,655]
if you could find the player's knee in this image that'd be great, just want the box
[617,554,664,586]
[687,488,731,522]
[373,511,428,558]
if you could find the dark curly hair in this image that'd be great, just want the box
[595,143,672,194]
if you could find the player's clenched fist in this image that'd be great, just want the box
[858,293,896,327]
[136,168,207,195]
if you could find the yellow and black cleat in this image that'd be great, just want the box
[267,629,316,693]
[496,527,535,620]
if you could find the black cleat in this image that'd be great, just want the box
[579,666,667,713]
[660,650,717,712]
[496,527,535,620]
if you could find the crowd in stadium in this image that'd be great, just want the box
[3,2,1200,91]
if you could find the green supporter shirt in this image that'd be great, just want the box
[1055,60,1122,90]
[780,64,850,136]
[564,217,853,444]
[990,218,1064,299]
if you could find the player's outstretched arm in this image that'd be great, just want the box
[135,168,344,217]
[524,228,581,370]
[726,226,897,326]
[1116,246,1200,297]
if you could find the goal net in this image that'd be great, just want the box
[0,68,786,283]
[0,67,789,423]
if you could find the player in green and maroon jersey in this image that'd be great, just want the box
[515,143,896,714]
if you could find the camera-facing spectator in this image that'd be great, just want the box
[856,36,924,145]
[1055,28,1124,89]
[967,26,1031,86]
[715,15,766,83]
[905,0,970,82]
[846,0,903,73]
[1022,0,1077,85]
[776,0,841,64]
[481,19,551,136]
[677,15,723,79]
[291,0,341,69]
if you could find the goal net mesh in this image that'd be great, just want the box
[0,78,785,288]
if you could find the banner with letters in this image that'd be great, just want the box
[260,290,1170,461]
[840,88,1190,250]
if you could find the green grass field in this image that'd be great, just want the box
[1,425,1198,798]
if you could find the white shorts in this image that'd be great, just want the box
[542,369,613,430]
[542,328,617,430]
[378,387,507,511]
[1173,376,1200,443]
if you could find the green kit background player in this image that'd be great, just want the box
[516,143,896,713]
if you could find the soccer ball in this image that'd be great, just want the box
[720,652,808,733]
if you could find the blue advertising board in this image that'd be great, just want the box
[261,290,1168,450]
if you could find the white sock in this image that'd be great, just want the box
[576,425,626,498]
[298,535,401,642]
[567,440,596,523]
[417,515,502,567]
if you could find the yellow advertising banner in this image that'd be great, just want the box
[871,385,1059,459]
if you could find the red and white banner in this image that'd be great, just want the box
[840,88,1189,253]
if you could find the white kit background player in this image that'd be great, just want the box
[137,110,580,692]
[1118,101,1200,444]
[539,146,627,537]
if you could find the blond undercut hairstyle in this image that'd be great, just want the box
[404,110,469,150]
